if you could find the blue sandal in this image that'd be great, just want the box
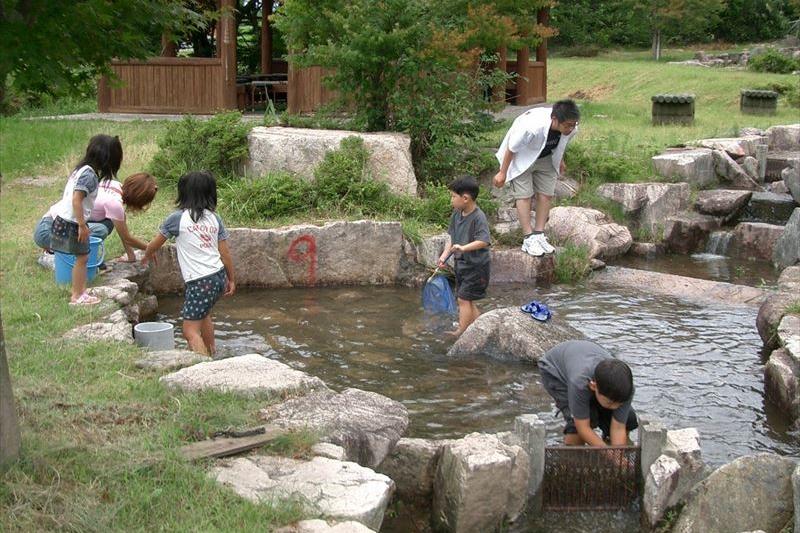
[520,300,551,322]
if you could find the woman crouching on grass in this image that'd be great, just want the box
[142,171,235,356]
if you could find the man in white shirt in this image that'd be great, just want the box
[493,100,580,256]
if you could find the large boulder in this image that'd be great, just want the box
[546,206,633,259]
[247,127,417,196]
[662,428,706,508]
[766,124,800,151]
[260,388,409,468]
[671,453,796,533]
[596,182,690,232]
[446,307,584,362]
[147,222,409,293]
[730,222,784,261]
[212,455,394,531]
[694,189,752,219]
[773,208,800,268]
[432,433,529,533]
[652,148,716,188]
[663,213,722,254]
[489,250,554,286]
[160,353,327,398]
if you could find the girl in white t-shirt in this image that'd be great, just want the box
[48,135,122,305]
[143,171,236,355]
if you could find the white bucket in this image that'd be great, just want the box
[134,322,175,351]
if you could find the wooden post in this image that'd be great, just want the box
[260,1,273,74]
[219,0,237,109]
[161,33,178,57]
[493,46,508,104]
[536,8,549,103]
[0,309,21,467]
[516,46,531,105]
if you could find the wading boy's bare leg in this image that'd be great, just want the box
[200,315,216,356]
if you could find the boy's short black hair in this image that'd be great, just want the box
[594,358,633,403]
[551,99,581,123]
[448,175,480,200]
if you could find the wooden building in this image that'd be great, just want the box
[97,3,548,115]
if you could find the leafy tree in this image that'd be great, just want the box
[633,0,725,59]
[714,0,790,43]
[0,0,207,111]
[272,0,553,181]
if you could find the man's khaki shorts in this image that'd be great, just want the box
[507,155,557,199]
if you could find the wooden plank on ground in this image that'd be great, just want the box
[180,425,288,461]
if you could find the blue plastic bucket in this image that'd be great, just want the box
[54,237,105,285]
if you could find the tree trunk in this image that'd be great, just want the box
[0,307,21,467]
[651,28,662,61]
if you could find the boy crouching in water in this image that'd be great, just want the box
[539,340,638,446]
[438,175,491,337]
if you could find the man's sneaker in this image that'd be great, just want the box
[538,234,556,254]
[522,234,545,257]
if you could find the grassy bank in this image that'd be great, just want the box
[1,48,797,531]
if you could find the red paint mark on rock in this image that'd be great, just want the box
[287,234,317,285]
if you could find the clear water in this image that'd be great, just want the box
[610,253,780,289]
[156,283,798,467]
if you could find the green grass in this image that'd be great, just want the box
[1,46,799,531]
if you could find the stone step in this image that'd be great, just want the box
[766,151,800,182]
[740,191,797,225]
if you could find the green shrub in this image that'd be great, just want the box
[149,112,251,186]
[756,81,800,108]
[749,48,800,74]
[556,45,602,57]
[219,172,312,221]
[553,242,592,283]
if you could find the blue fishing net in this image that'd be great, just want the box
[422,274,457,315]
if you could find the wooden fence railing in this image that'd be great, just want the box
[98,57,232,114]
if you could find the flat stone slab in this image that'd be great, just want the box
[730,222,785,261]
[212,455,394,531]
[135,349,211,371]
[590,266,768,307]
[691,136,762,157]
[246,126,417,196]
[160,353,327,398]
[766,151,800,181]
[261,388,409,468]
[766,124,800,152]
[652,148,716,188]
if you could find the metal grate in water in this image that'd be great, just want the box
[542,445,641,511]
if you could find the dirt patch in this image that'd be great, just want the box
[9,175,61,188]
[568,84,615,102]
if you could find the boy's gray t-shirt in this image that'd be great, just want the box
[539,340,632,424]
[447,206,491,267]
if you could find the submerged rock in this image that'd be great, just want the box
[447,307,584,362]
[261,387,409,468]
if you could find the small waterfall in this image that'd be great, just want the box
[705,231,733,256]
